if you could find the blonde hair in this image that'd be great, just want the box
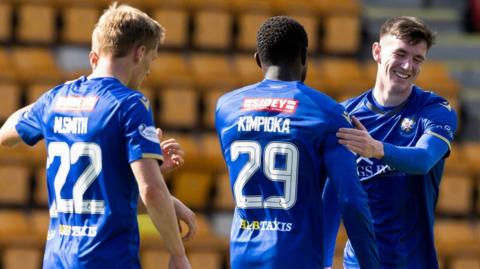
[92,2,165,57]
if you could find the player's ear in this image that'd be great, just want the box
[133,45,146,63]
[372,42,381,63]
[89,51,99,70]
[254,52,262,69]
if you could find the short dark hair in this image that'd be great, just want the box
[256,16,308,65]
[380,16,436,49]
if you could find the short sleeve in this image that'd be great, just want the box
[422,100,457,150]
[15,98,45,146]
[120,94,163,163]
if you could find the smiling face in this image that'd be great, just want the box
[373,34,428,94]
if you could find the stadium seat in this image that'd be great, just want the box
[416,61,460,100]
[461,142,480,175]
[26,83,57,104]
[236,12,271,51]
[232,0,273,12]
[147,52,193,86]
[152,8,188,48]
[322,14,360,54]
[437,172,473,215]
[319,58,368,98]
[0,164,30,206]
[16,3,56,44]
[188,250,223,269]
[61,6,100,44]
[213,172,234,210]
[141,249,170,269]
[0,48,16,81]
[193,9,232,50]
[30,210,50,237]
[271,0,320,14]
[450,256,480,269]
[287,13,319,52]
[435,220,478,254]
[11,47,63,83]
[171,171,213,209]
[0,210,30,241]
[34,167,48,207]
[190,53,238,88]
[0,2,12,41]
[317,0,361,14]
[2,247,42,269]
[199,132,224,163]
[158,86,198,129]
[0,82,21,120]
[233,53,263,85]
[202,89,227,128]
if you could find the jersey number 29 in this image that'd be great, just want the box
[230,141,299,210]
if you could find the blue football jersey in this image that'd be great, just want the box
[16,76,163,269]
[215,79,378,269]
[341,86,457,269]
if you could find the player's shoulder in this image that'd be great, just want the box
[217,82,261,106]
[296,83,342,112]
[413,85,455,114]
[337,90,371,117]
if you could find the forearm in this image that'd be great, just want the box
[0,104,33,147]
[381,134,448,174]
[140,184,186,256]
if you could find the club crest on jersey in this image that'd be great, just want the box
[138,124,159,144]
[400,117,416,133]
[242,98,298,113]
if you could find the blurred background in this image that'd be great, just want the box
[0,0,478,268]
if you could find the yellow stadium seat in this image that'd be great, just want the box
[17,4,56,44]
[322,14,360,54]
[0,48,16,81]
[34,167,49,207]
[190,53,238,88]
[158,86,198,129]
[437,172,473,215]
[61,6,100,44]
[233,53,263,85]
[450,256,480,269]
[12,47,63,83]
[26,83,57,104]
[193,9,232,50]
[0,2,12,41]
[0,82,21,120]
[319,58,368,97]
[147,52,193,86]
[171,171,213,209]
[2,247,42,269]
[203,89,227,128]
[152,8,188,48]
[287,13,319,52]
[236,12,271,51]
[141,249,170,269]
[213,172,234,210]
[188,250,223,269]
[0,164,30,206]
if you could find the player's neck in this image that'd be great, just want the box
[264,65,303,82]
[89,57,132,86]
[373,81,413,107]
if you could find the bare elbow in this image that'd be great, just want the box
[139,184,169,206]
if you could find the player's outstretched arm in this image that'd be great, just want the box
[0,104,33,147]
[323,138,379,269]
[131,158,191,269]
[337,115,453,174]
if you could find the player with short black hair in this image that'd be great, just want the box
[216,16,380,269]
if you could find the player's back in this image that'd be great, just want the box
[19,76,158,269]
[215,79,348,269]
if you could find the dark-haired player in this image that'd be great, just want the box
[215,16,380,269]
[324,16,457,269]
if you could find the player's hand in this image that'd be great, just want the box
[172,196,197,241]
[169,254,191,269]
[157,128,185,174]
[336,116,384,159]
